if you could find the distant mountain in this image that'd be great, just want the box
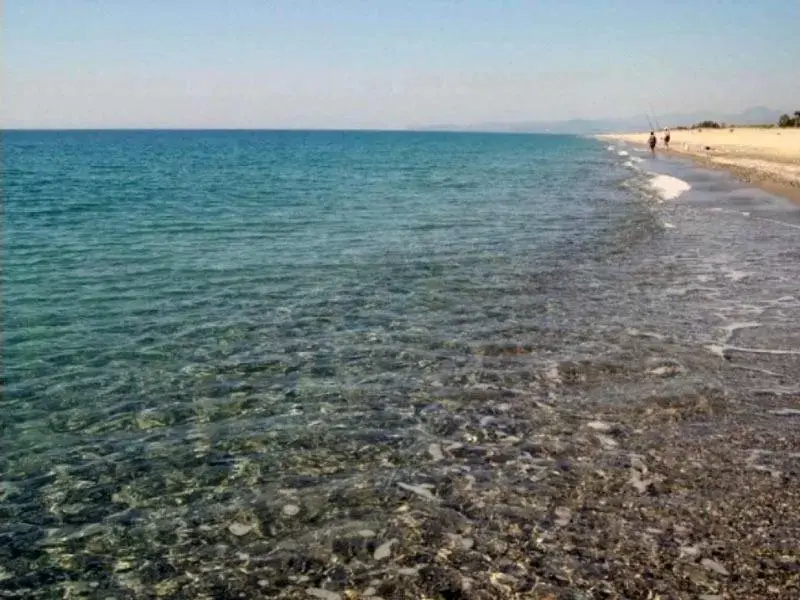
[415,107,786,134]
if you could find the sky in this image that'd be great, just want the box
[3,0,799,129]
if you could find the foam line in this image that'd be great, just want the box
[649,174,691,201]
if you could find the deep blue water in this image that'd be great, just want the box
[3,131,799,597]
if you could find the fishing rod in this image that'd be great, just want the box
[649,103,663,131]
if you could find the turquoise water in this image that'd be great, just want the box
[3,131,799,597]
[5,131,632,422]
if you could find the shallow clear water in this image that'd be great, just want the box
[4,132,636,436]
[3,131,799,596]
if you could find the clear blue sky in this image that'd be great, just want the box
[4,0,798,128]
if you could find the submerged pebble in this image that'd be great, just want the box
[701,558,730,576]
[770,408,800,416]
[554,506,572,526]
[586,420,614,432]
[228,522,253,537]
[396,482,439,502]
[427,443,444,461]
[306,588,341,600]
[373,538,397,561]
[595,433,619,449]
[445,533,475,550]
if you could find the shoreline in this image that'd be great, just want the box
[4,131,800,599]
[598,129,800,206]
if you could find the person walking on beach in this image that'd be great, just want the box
[648,131,657,156]
[663,127,671,149]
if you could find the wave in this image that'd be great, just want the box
[624,155,646,169]
[649,174,691,201]
[617,150,629,157]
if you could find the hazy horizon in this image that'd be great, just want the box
[4,1,799,130]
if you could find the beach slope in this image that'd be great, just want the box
[599,128,800,201]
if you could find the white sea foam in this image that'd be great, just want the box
[617,150,629,157]
[720,322,761,344]
[649,174,691,201]
[722,269,751,282]
[624,155,644,169]
[606,145,615,151]
[725,346,800,357]
[662,221,676,229]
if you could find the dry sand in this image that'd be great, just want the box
[598,128,800,204]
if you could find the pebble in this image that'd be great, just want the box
[699,595,723,600]
[544,365,562,384]
[700,558,729,576]
[228,522,253,537]
[595,434,619,449]
[648,365,683,376]
[586,421,613,433]
[470,382,493,391]
[282,504,301,517]
[306,588,341,600]
[629,470,650,494]
[679,545,701,558]
[428,443,444,461]
[630,454,648,473]
[554,506,572,527]
[445,533,475,550]
[373,538,397,561]
[397,482,439,502]
[770,408,800,416]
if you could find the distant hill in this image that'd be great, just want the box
[415,107,786,134]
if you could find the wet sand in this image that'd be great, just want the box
[599,128,800,206]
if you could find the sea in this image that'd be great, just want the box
[3,130,799,597]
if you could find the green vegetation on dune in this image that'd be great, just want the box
[671,111,799,131]
[778,111,800,127]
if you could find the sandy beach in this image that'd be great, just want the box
[598,128,800,204]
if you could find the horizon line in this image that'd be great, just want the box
[2,127,574,134]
